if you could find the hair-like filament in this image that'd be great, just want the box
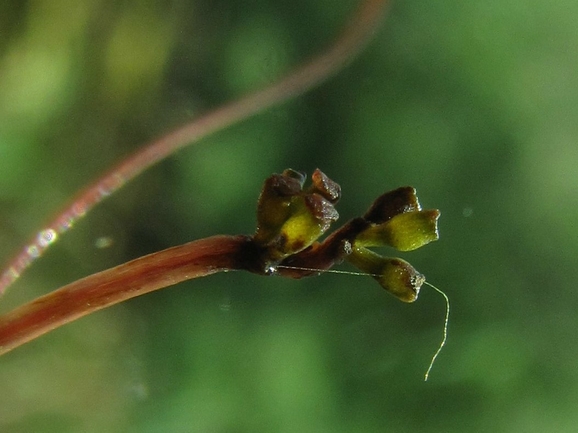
[422,281,449,381]
[275,265,450,381]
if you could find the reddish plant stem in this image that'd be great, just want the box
[0,235,255,356]
[0,216,365,356]
[0,0,390,295]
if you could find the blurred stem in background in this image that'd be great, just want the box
[0,0,390,297]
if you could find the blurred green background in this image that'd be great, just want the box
[1,0,577,432]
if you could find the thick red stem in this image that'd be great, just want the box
[0,235,253,355]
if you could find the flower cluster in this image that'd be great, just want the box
[252,170,440,302]
[253,169,341,262]
[348,186,440,302]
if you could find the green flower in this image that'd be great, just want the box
[253,169,340,262]
[347,246,425,303]
[347,187,440,302]
[356,209,440,251]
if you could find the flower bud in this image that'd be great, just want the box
[346,246,424,302]
[363,186,421,224]
[253,172,304,246]
[356,209,440,251]
[269,193,338,260]
[309,168,341,204]
[253,169,340,262]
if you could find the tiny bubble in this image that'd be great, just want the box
[129,382,149,400]
[462,207,473,217]
[343,240,352,255]
[265,265,278,276]
[219,296,232,312]
[95,236,114,249]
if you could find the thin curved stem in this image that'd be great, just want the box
[0,235,253,355]
[0,0,390,295]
